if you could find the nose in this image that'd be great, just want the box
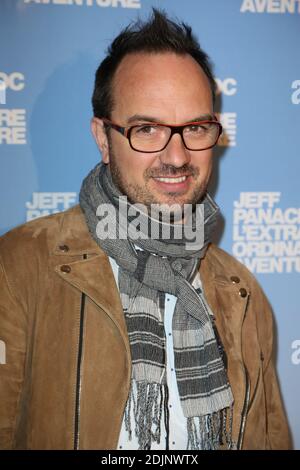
[159,132,191,168]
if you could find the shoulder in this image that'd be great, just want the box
[0,205,94,283]
[0,205,104,310]
[0,205,82,257]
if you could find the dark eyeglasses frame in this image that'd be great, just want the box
[101,117,223,153]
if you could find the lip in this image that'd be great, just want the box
[152,175,192,193]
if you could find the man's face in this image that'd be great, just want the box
[92,52,215,210]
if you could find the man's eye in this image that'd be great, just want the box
[185,124,207,133]
[136,125,157,134]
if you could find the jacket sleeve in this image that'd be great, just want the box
[0,258,27,449]
[259,289,293,450]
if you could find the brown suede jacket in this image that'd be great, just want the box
[0,205,292,450]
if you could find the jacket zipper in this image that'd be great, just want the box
[236,366,250,449]
[74,254,87,450]
[236,292,251,450]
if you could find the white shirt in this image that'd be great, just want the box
[108,255,206,450]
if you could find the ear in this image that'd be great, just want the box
[91,117,110,163]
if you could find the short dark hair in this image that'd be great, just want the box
[92,8,216,119]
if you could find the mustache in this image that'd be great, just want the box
[145,164,199,179]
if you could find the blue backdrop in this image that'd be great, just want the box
[1,0,299,449]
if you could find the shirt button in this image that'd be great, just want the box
[60,264,71,273]
[169,404,172,408]
[171,368,174,372]
[168,333,172,336]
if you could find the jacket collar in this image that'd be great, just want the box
[52,205,100,256]
[52,205,129,347]
[52,204,240,277]
[52,204,250,339]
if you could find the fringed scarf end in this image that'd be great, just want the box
[187,405,234,450]
[124,380,166,450]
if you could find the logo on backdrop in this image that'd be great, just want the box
[0,72,26,145]
[291,80,300,104]
[217,112,237,147]
[215,78,237,148]
[23,0,141,8]
[232,192,300,273]
[0,80,5,105]
[291,340,300,365]
[215,78,237,96]
[26,192,77,220]
[240,0,300,13]
[0,72,25,93]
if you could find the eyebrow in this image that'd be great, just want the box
[126,113,214,125]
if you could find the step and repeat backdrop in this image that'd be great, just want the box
[0,0,299,449]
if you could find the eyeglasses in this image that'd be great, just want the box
[101,117,222,153]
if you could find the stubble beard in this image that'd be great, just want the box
[107,143,209,221]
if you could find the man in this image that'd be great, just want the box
[0,9,291,450]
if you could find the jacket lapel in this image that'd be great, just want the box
[200,247,251,447]
[52,206,130,347]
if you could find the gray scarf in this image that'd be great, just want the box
[79,162,234,450]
